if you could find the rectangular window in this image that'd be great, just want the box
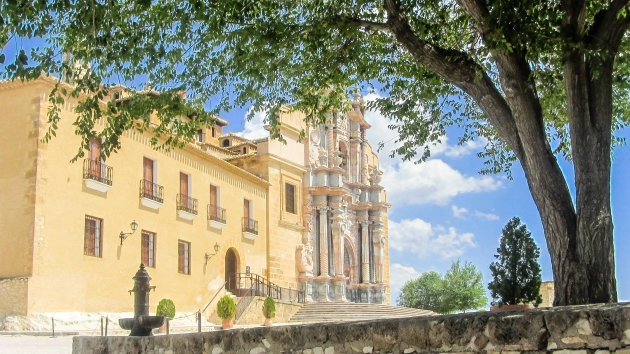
[89,137,102,162]
[209,184,219,217]
[141,231,156,267]
[285,183,296,214]
[88,138,102,178]
[211,127,216,137]
[180,172,190,207]
[143,157,154,183]
[84,215,103,257]
[180,172,190,196]
[196,129,204,143]
[178,240,190,274]
[243,199,251,228]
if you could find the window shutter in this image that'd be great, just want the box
[285,183,295,214]
[141,232,149,266]
[178,242,185,273]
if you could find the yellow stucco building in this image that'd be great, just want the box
[0,77,390,319]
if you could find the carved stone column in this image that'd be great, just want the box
[373,229,383,283]
[327,124,335,168]
[361,138,368,184]
[349,135,360,183]
[331,209,345,277]
[360,220,371,284]
[330,207,348,302]
[372,221,384,283]
[318,206,330,276]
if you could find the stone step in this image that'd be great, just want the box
[288,302,434,323]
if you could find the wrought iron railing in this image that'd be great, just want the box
[139,179,163,203]
[83,159,112,186]
[176,194,198,215]
[207,204,226,224]
[242,217,258,235]
[227,273,305,303]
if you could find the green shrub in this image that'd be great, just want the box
[262,296,276,319]
[217,295,236,320]
[156,298,175,319]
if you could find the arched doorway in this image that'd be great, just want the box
[225,248,239,293]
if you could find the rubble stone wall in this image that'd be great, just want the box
[0,277,28,319]
[73,302,630,353]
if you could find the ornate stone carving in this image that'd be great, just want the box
[370,168,383,186]
[296,243,314,275]
[331,151,343,168]
[318,147,328,167]
[308,129,322,168]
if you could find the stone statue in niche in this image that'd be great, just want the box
[370,168,383,186]
[331,151,343,168]
[296,243,314,275]
[318,147,328,166]
[308,129,321,168]
[376,236,386,283]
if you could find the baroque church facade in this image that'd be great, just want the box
[0,77,389,319]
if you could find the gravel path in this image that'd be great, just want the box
[0,335,73,354]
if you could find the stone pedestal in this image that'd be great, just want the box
[298,274,314,303]
[330,277,348,302]
[357,284,371,303]
[312,276,331,302]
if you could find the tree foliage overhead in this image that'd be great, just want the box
[488,217,543,307]
[398,260,487,314]
[2,0,628,305]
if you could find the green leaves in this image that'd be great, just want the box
[0,0,627,167]
[398,260,487,314]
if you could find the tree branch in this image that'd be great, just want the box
[382,0,523,159]
[588,0,630,52]
[340,17,393,34]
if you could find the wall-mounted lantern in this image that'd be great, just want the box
[119,220,139,245]
[204,243,221,264]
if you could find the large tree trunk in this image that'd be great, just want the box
[383,0,619,306]
[558,0,617,305]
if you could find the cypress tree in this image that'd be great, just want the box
[488,217,542,306]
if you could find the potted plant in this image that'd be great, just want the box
[217,295,236,329]
[156,298,175,333]
[262,296,275,326]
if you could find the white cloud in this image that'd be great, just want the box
[388,218,476,259]
[381,159,501,206]
[363,93,486,169]
[362,93,501,207]
[452,205,469,218]
[389,263,421,303]
[475,211,500,221]
[452,205,499,221]
[237,108,268,140]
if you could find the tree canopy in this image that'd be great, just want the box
[488,217,543,306]
[398,270,445,313]
[398,260,487,313]
[2,0,628,305]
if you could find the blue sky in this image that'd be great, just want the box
[219,95,630,307]
[3,38,627,307]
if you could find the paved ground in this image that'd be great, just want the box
[0,335,73,354]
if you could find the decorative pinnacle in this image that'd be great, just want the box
[352,85,361,103]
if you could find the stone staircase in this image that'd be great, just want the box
[289,302,434,323]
